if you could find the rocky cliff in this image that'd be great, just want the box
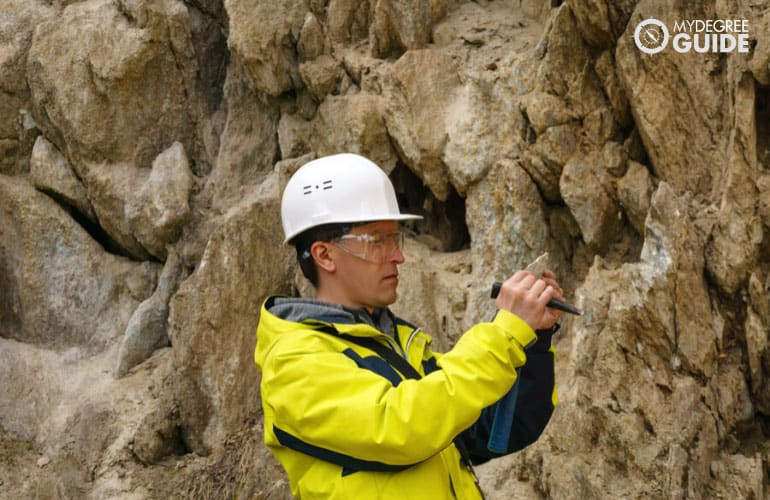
[1,0,768,498]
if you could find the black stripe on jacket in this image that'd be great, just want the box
[273,426,414,476]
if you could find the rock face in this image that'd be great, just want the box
[1,0,769,498]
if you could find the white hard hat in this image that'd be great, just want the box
[281,153,422,243]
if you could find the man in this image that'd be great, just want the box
[255,153,563,499]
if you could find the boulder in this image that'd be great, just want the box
[125,142,195,260]
[168,173,294,453]
[560,154,621,250]
[464,159,560,329]
[0,0,54,174]
[114,249,185,378]
[30,135,96,222]
[617,160,654,235]
[369,0,432,58]
[299,54,341,101]
[541,183,720,498]
[225,0,306,96]
[0,175,158,352]
[310,93,397,173]
[616,5,726,196]
[297,12,325,61]
[27,0,197,169]
[383,49,460,201]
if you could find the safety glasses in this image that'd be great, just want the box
[332,231,405,263]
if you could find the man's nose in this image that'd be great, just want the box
[390,245,405,264]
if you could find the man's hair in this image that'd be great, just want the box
[292,223,354,286]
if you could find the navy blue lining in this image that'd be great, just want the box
[273,425,415,476]
[342,348,403,387]
[393,317,418,329]
[422,357,439,375]
[457,348,555,465]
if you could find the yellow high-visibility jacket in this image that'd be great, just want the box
[255,297,557,499]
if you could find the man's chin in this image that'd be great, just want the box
[374,290,398,308]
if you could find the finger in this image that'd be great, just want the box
[541,272,564,295]
[509,270,534,284]
[542,278,564,299]
[528,278,547,298]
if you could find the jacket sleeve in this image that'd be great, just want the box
[455,325,557,465]
[260,309,536,466]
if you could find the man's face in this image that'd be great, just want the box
[328,220,405,310]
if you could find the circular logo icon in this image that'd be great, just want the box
[634,18,670,54]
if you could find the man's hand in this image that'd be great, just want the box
[494,269,564,330]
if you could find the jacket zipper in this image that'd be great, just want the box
[380,332,405,358]
[404,327,421,362]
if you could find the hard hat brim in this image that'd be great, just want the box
[283,213,423,244]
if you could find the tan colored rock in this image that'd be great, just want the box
[0,175,158,351]
[598,140,627,178]
[617,160,654,234]
[297,12,325,61]
[527,122,581,201]
[203,59,280,211]
[748,271,770,323]
[80,142,194,262]
[616,8,726,197]
[278,113,313,159]
[594,49,632,128]
[536,4,591,98]
[521,91,576,134]
[383,49,460,201]
[0,334,183,498]
[80,162,151,260]
[582,105,620,145]
[714,349,754,435]
[340,44,383,87]
[704,74,763,295]
[114,250,184,378]
[519,150,561,203]
[464,159,558,329]
[758,173,770,227]
[745,9,770,85]
[299,55,341,101]
[0,1,54,174]
[168,173,294,453]
[126,142,194,260]
[310,93,397,173]
[561,154,621,249]
[567,0,635,48]
[30,135,96,222]
[542,183,723,496]
[27,0,197,169]
[370,0,432,58]
[709,453,766,500]
[646,184,717,377]
[225,0,305,96]
[444,82,530,195]
[745,307,769,412]
[327,0,371,46]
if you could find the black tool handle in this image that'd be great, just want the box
[490,282,582,316]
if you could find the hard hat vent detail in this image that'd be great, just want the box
[302,180,334,195]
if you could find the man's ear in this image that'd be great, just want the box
[310,241,336,274]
